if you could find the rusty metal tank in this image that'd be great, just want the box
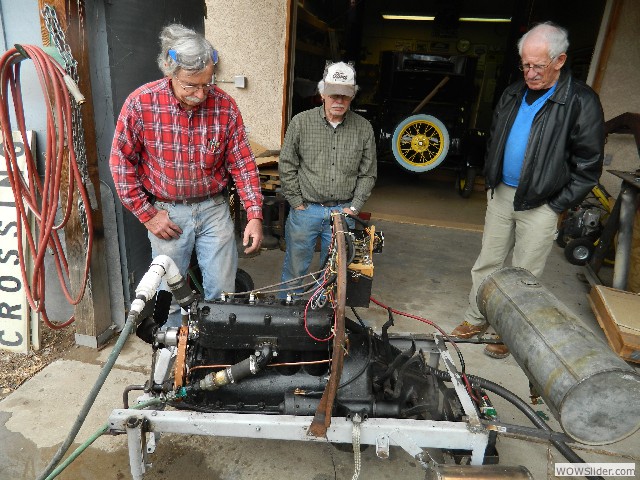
[477,267,640,445]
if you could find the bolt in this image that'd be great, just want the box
[126,416,141,428]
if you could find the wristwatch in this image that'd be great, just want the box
[349,206,358,214]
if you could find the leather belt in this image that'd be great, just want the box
[153,194,215,205]
[311,199,351,207]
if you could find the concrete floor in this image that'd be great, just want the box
[1,167,639,479]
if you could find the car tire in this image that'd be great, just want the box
[456,166,476,198]
[391,114,450,173]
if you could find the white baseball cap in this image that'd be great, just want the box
[323,62,356,97]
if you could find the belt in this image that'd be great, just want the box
[153,194,215,205]
[310,199,351,207]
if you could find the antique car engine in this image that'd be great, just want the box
[159,300,437,419]
[110,213,625,480]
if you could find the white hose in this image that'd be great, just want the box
[131,255,181,312]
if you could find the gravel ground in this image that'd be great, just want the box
[0,324,75,401]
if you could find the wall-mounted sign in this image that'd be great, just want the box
[0,131,34,353]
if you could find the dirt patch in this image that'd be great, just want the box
[0,324,75,401]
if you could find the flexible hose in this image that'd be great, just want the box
[0,44,93,328]
[44,397,164,480]
[37,256,184,480]
[36,309,141,480]
[426,366,604,480]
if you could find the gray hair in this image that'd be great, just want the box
[517,21,569,60]
[157,24,217,76]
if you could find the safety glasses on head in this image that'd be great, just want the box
[167,48,219,66]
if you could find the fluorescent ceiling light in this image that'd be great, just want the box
[382,14,435,21]
[382,14,511,23]
[459,17,511,23]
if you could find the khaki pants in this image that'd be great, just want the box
[464,183,559,325]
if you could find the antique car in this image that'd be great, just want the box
[358,51,487,197]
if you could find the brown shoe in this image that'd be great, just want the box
[450,321,488,339]
[484,343,510,359]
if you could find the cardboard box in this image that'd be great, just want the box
[588,285,640,363]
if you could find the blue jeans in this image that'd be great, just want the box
[280,203,354,298]
[148,195,237,326]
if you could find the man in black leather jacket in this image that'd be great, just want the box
[450,22,605,358]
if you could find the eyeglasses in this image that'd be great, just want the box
[173,76,215,93]
[518,58,555,73]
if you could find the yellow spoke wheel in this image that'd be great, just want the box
[391,114,450,172]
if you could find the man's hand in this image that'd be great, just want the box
[243,218,263,254]
[143,210,182,240]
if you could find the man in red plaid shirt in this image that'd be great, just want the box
[110,24,263,325]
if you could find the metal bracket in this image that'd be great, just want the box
[433,334,482,429]
[375,433,389,459]
[388,430,436,470]
[125,416,152,480]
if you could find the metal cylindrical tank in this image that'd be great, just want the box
[425,465,533,479]
[477,267,640,445]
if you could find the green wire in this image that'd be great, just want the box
[187,267,204,295]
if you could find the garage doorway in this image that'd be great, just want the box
[285,0,607,189]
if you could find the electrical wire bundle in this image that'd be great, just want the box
[0,44,93,329]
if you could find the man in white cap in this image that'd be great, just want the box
[278,61,377,297]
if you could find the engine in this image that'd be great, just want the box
[152,299,440,420]
[116,214,541,479]
[134,215,449,424]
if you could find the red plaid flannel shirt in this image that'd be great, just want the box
[110,78,263,223]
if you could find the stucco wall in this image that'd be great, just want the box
[205,0,288,150]
[598,0,640,197]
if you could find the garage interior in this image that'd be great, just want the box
[288,0,606,185]
[1,1,640,479]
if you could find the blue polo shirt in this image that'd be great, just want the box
[502,84,557,186]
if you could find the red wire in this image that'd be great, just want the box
[369,295,449,334]
[0,45,94,329]
[303,279,335,342]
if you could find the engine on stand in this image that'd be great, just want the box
[110,214,549,479]
[151,217,434,421]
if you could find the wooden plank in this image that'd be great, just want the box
[588,285,640,363]
[39,0,113,348]
[259,168,280,177]
[261,180,280,191]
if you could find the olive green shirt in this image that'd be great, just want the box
[278,106,377,212]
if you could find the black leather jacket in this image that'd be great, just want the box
[483,69,605,213]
